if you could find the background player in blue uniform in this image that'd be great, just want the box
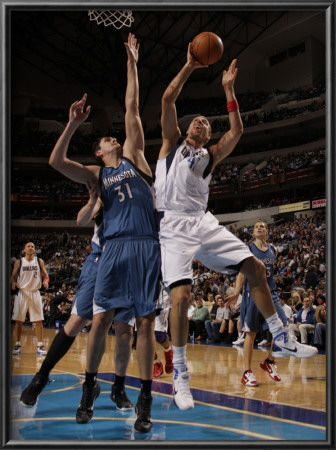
[20,184,134,411]
[227,221,307,386]
[48,34,161,433]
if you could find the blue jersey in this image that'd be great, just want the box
[99,158,157,239]
[244,242,277,292]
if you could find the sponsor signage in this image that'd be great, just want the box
[312,199,326,208]
[279,201,311,213]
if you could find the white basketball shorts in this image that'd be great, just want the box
[159,211,252,288]
[12,289,44,322]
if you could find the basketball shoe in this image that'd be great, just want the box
[36,345,47,355]
[134,392,152,433]
[12,344,21,355]
[272,331,318,358]
[110,385,133,410]
[260,359,281,382]
[76,381,100,424]
[20,373,49,406]
[232,336,245,346]
[153,361,164,378]
[173,368,194,410]
[241,370,258,387]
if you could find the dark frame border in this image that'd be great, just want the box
[1,1,335,449]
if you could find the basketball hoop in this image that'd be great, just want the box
[88,10,134,29]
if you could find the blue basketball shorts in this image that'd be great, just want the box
[71,251,101,320]
[240,289,287,333]
[93,236,161,318]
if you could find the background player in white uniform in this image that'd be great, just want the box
[20,185,134,412]
[155,41,318,411]
[48,34,160,433]
[11,242,49,355]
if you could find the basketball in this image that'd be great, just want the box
[190,32,224,65]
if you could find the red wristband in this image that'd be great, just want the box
[227,99,239,113]
[43,276,50,282]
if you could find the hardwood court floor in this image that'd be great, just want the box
[10,326,326,443]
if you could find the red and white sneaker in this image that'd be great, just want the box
[260,359,281,382]
[241,370,258,387]
[153,361,164,378]
[164,349,174,374]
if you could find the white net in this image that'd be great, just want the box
[88,10,134,29]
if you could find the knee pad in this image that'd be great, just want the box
[155,331,166,343]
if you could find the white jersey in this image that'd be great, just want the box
[155,138,213,213]
[16,256,42,291]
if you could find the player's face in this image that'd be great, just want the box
[254,221,267,238]
[187,116,211,144]
[24,242,35,255]
[98,137,121,156]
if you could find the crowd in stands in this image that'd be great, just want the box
[11,211,326,349]
[210,99,325,135]
[11,146,325,220]
[11,86,325,157]
[210,147,325,187]
[175,85,325,120]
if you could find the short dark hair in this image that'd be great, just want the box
[92,138,104,166]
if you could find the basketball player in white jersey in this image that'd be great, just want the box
[11,242,49,355]
[154,43,317,410]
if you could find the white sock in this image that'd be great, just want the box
[238,332,243,339]
[37,341,43,347]
[172,345,187,372]
[266,314,284,335]
[164,346,172,353]
[15,341,21,346]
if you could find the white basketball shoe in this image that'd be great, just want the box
[173,368,194,410]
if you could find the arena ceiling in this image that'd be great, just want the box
[10,8,325,117]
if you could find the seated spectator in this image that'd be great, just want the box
[204,292,215,312]
[205,297,226,342]
[279,294,294,325]
[56,301,71,321]
[187,293,195,319]
[288,298,316,344]
[188,295,210,340]
[304,265,320,289]
[288,290,303,313]
[315,293,326,309]
[224,292,242,344]
[209,294,221,319]
[313,304,326,349]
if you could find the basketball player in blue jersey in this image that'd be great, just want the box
[20,185,134,413]
[226,221,289,386]
[48,34,161,433]
[154,42,317,410]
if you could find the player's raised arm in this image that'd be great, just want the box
[122,33,151,176]
[159,43,206,159]
[209,59,243,168]
[49,93,99,184]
